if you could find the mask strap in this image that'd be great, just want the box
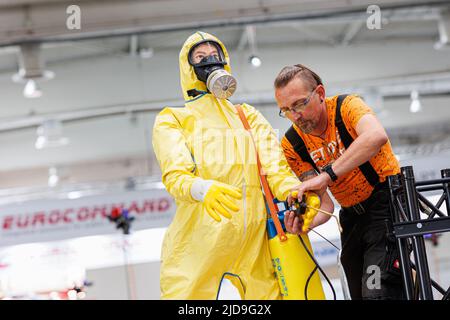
[187,89,208,98]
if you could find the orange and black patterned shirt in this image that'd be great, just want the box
[281,94,400,207]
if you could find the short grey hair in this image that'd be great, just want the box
[274,64,323,91]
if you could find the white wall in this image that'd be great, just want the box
[86,261,161,300]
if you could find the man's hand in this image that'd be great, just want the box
[289,172,331,204]
[284,210,308,235]
[285,190,321,234]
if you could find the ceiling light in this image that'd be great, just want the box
[48,167,59,188]
[139,48,154,59]
[35,120,69,150]
[23,79,42,98]
[409,90,422,113]
[67,191,83,200]
[11,43,54,98]
[249,55,262,68]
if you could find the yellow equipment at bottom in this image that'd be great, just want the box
[267,218,326,300]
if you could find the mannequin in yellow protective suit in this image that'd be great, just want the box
[152,31,306,299]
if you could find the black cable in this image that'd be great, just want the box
[305,266,318,300]
[299,235,337,300]
[309,228,341,251]
[303,228,339,300]
[215,272,245,300]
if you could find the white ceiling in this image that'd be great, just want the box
[0,0,442,45]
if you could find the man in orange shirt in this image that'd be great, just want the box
[275,64,404,300]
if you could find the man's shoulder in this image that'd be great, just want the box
[325,95,338,105]
[339,94,373,117]
[333,94,375,133]
[326,94,369,120]
[325,94,361,108]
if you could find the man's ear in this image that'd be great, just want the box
[317,84,326,102]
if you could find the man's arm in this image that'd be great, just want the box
[292,113,388,199]
[299,170,335,218]
[329,113,388,179]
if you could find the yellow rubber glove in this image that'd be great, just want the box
[291,190,321,233]
[302,191,321,233]
[203,181,242,222]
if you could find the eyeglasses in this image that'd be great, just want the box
[279,89,316,118]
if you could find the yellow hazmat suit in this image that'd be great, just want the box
[152,31,300,299]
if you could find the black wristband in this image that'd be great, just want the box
[322,164,338,182]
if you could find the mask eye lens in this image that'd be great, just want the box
[189,41,225,65]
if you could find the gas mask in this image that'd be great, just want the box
[189,41,237,99]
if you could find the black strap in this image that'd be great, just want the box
[187,89,204,97]
[335,94,380,187]
[285,126,320,174]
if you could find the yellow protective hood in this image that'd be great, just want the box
[179,31,232,101]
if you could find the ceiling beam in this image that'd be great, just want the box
[292,24,338,46]
[0,1,447,47]
[340,20,365,46]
